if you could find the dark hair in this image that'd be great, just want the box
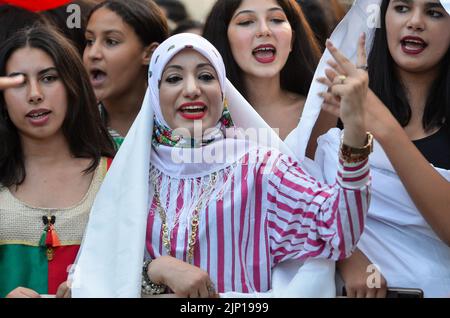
[0,5,45,46]
[172,19,203,35]
[203,0,321,99]
[155,0,188,23]
[296,0,330,50]
[368,0,450,131]
[0,25,115,187]
[88,0,169,47]
[42,0,96,56]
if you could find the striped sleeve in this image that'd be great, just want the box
[264,152,371,263]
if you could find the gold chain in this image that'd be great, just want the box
[153,173,218,263]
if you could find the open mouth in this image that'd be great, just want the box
[178,103,207,120]
[179,105,207,113]
[26,110,51,119]
[401,37,428,54]
[252,45,276,63]
[26,109,52,126]
[89,68,107,86]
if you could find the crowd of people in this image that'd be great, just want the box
[0,0,449,298]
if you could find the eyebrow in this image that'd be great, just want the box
[8,67,57,77]
[392,0,444,9]
[85,29,124,36]
[232,7,284,19]
[164,63,215,72]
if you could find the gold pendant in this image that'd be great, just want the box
[46,247,54,261]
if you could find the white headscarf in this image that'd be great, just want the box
[71,33,301,297]
[442,0,450,14]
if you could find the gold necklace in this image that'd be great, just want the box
[153,173,218,263]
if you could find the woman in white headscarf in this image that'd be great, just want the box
[71,33,372,297]
[307,0,450,297]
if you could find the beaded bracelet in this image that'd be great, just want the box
[142,259,167,295]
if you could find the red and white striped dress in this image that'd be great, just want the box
[146,149,370,293]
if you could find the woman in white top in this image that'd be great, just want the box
[314,0,450,297]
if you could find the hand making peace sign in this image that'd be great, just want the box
[318,32,369,122]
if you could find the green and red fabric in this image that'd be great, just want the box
[0,244,80,296]
[0,157,109,297]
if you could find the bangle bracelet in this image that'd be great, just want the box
[339,131,374,163]
[142,259,167,295]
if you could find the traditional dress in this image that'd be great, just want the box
[0,157,110,297]
[72,34,371,297]
[295,0,450,297]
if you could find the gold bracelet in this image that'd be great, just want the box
[339,132,374,163]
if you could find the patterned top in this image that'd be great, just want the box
[0,157,110,297]
[145,149,370,293]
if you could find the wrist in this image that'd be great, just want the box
[375,120,400,145]
[142,259,167,295]
[342,124,366,148]
[340,131,373,163]
[147,258,158,283]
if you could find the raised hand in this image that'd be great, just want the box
[318,33,369,148]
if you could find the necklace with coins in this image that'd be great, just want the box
[152,172,218,263]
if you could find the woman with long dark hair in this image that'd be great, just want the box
[83,0,168,149]
[316,0,450,297]
[203,0,336,157]
[0,25,115,298]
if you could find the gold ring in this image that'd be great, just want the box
[338,75,347,85]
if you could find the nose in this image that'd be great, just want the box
[183,75,201,99]
[85,40,103,61]
[407,8,425,32]
[256,20,271,38]
[27,79,44,105]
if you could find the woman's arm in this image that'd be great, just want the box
[337,247,387,298]
[266,149,371,263]
[365,91,450,246]
[266,34,373,262]
[321,66,450,246]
